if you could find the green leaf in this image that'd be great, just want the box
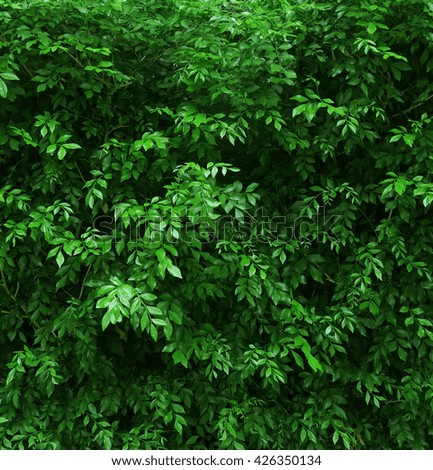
[169,306,183,325]
[96,297,111,309]
[58,146,67,160]
[309,266,323,283]
[389,134,402,143]
[306,354,323,372]
[332,431,339,445]
[403,134,415,147]
[55,250,65,268]
[101,311,112,331]
[291,95,309,103]
[0,78,8,98]
[140,313,149,331]
[63,143,81,150]
[0,73,19,81]
[394,176,407,196]
[174,419,183,435]
[110,0,123,11]
[292,104,306,117]
[173,350,188,367]
[141,292,157,302]
[367,23,377,34]
[149,324,158,341]
[167,264,182,279]
[193,113,208,126]
[147,305,163,316]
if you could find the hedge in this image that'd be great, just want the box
[1,0,433,449]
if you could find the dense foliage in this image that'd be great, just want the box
[1,0,433,450]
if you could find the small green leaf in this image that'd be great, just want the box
[47,144,57,154]
[58,146,67,160]
[304,104,317,123]
[101,311,112,331]
[306,353,323,372]
[173,350,187,367]
[292,104,306,117]
[147,306,163,319]
[403,134,415,147]
[56,250,65,268]
[291,95,309,103]
[0,78,8,98]
[389,134,402,143]
[149,324,158,341]
[367,23,377,34]
[63,143,81,150]
[394,176,407,195]
[141,293,157,302]
[310,266,323,283]
[174,419,183,434]
[140,313,150,330]
[96,297,111,309]
[0,72,19,81]
[332,431,339,445]
[167,264,182,279]
[169,306,183,325]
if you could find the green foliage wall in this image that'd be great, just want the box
[1,0,433,449]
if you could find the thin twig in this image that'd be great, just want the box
[1,270,27,314]
[1,270,16,300]
[79,265,92,300]
[393,93,433,117]
[74,160,86,183]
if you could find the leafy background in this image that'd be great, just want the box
[1,0,433,449]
